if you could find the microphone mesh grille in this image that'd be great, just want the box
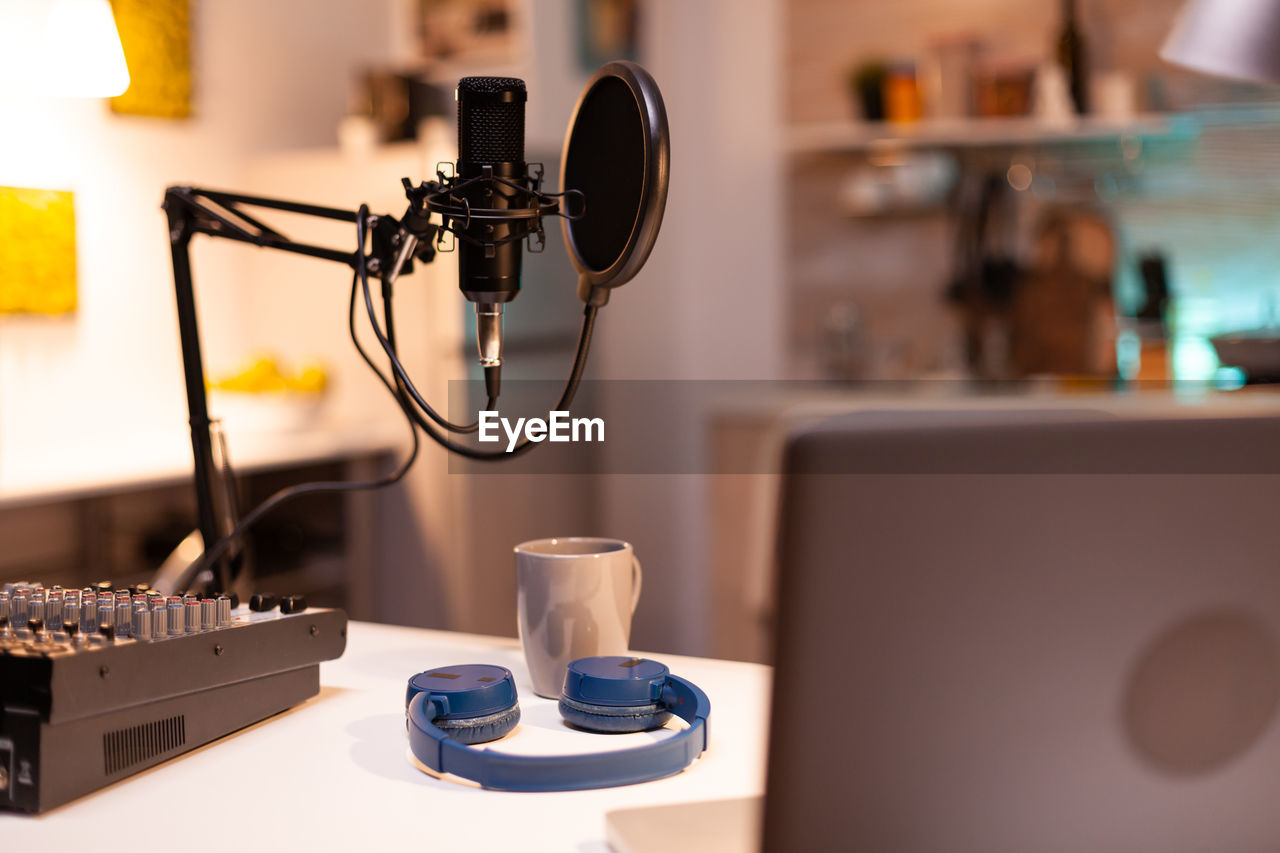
[457,77,526,164]
[458,76,525,95]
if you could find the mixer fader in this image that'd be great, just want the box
[0,582,347,813]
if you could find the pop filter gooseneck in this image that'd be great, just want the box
[562,61,670,306]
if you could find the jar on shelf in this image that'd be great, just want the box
[884,61,923,124]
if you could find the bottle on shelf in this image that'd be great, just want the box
[1057,0,1089,114]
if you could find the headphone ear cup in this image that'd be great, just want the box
[435,703,522,745]
[558,694,672,733]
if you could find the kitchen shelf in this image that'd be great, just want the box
[786,113,1198,153]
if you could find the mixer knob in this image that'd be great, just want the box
[167,601,184,636]
[279,595,307,615]
[132,607,151,642]
[185,600,202,633]
[115,601,132,638]
[216,596,232,628]
[12,593,28,630]
[150,605,167,639]
[81,596,97,634]
[249,593,279,612]
[201,599,216,632]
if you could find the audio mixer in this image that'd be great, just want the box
[0,583,347,813]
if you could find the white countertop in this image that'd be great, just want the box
[0,621,773,851]
[708,384,1280,423]
[0,419,405,508]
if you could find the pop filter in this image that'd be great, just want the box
[561,61,669,305]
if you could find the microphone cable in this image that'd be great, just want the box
[380,280,497,431]
[352,206,490,435]
[182,201,600,588]
[384,294,598,460]
[173,257,423,591]
[353,206,599,461]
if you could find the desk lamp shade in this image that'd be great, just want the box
[42,0,130,97]
[1161,0,1280,84]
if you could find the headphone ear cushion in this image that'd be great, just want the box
[558,694,672,733]
[435,703,521,745]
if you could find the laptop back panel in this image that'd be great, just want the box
[767,409,1280,852]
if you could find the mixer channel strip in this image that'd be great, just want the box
[0,584,347,813]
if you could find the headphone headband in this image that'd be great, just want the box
[406,664,709,792]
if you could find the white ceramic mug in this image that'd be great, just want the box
[515,537,643,698]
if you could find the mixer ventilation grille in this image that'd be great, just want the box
[103,715,186,775]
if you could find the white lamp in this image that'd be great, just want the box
[41,0,130,98]
[1161,0,1280,84]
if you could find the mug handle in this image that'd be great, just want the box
[630,555,643,613]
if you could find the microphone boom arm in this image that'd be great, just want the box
[161,184,431,593]
[161,173,585,592]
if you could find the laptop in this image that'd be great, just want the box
[764,405,1280,852]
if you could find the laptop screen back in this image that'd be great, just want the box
[766,407,1280,852]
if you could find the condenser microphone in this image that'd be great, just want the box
[455,76,527,394]
[390,63,668,410]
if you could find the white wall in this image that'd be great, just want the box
[595,0,787,655]
[0,0,397,460]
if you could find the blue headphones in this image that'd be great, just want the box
[405,656,710,792]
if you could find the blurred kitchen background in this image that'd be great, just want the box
[788,0,1280,385]
[2,0,1280,664]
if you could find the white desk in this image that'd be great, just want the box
[0,621,773,851]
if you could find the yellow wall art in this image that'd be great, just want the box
[0,187,78,316]
[110,0,192,119]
